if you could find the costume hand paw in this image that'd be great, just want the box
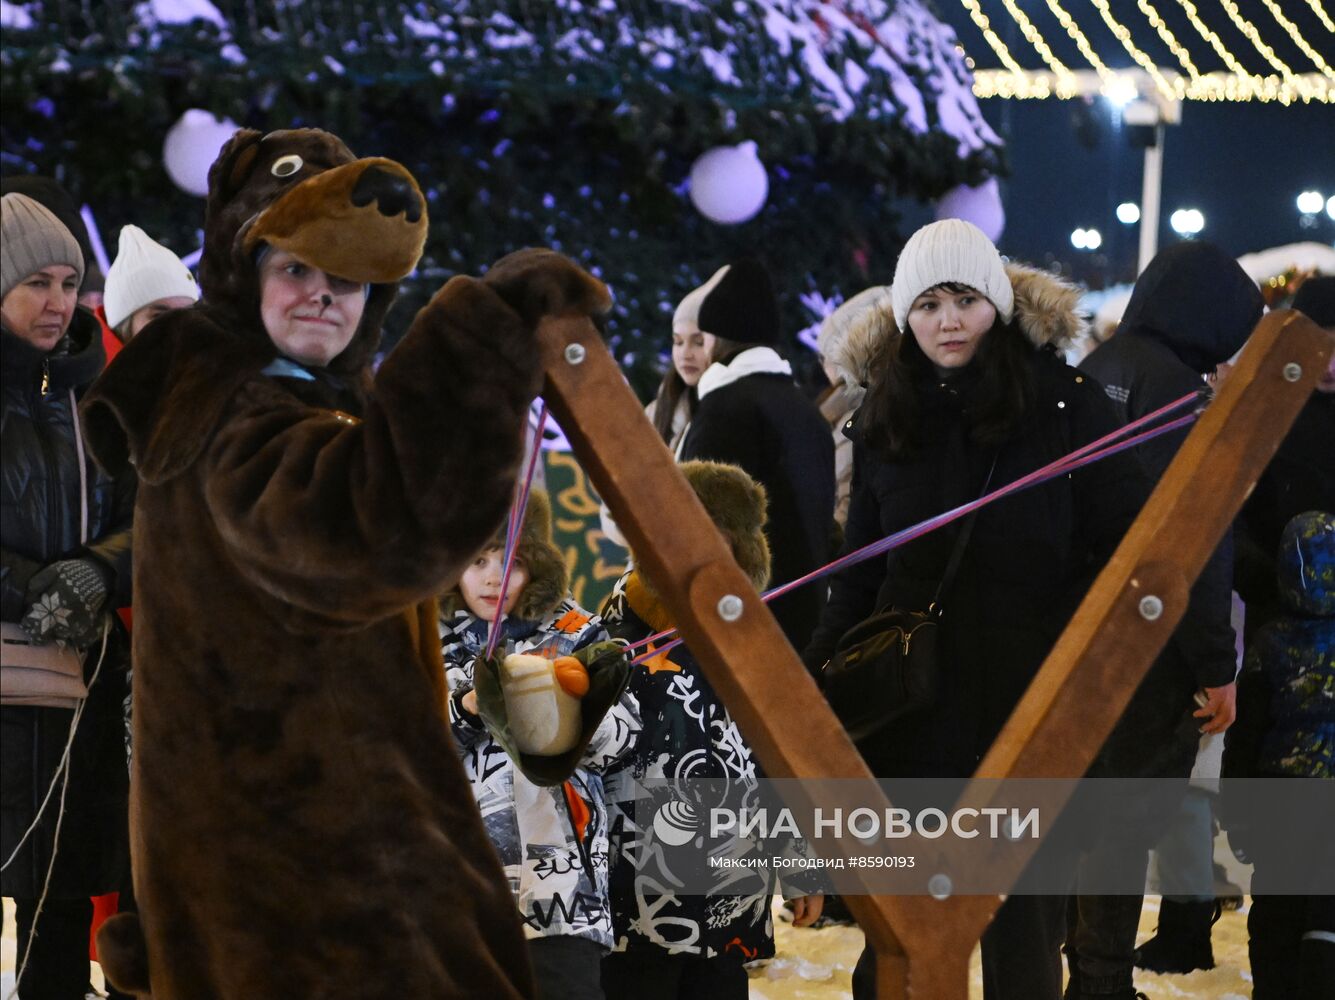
[481,248,611,329]
[21,558,110,647]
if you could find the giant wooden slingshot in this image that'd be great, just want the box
[535,309,1330,999]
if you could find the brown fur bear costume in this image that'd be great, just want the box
[79,128,610,998]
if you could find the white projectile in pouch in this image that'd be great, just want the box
[500,652,588,756]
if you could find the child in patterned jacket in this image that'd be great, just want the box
[442,489,640,1000]
[598,460,824,1000]
[1224,510,1334,1000]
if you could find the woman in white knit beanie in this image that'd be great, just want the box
[804,218,1152,1000]
[103,224,200,343]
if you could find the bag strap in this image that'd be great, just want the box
[70,389,88,546]
[930,453,999,611]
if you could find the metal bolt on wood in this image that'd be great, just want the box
[1283,362,1303,382]
[1138,595,1164,621]
[717,594,744,622]
[564,343,587,365]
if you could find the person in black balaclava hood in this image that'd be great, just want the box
[1068,241,1264,999]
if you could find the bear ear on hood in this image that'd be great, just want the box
[207,129,265,210]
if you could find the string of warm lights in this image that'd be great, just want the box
[1088,0,1179,99]
[957,0,1332,103]
[1041,0,1117,86]
[957,0,1029,79]
[1173,0,1259,79]
[1136,0,1202,79]
[998,0,1077,91]
[1217,0,1300,80]
[1304,0,1335,34]
[1259,0,1335,77]
[970,69,1332,104]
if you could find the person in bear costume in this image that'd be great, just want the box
[78,127,610,998]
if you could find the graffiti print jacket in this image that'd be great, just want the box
[443,601,640,947]
[599,572,823,964]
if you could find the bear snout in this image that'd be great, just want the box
[351,164,423,223]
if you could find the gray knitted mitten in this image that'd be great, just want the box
[21,558,110,647]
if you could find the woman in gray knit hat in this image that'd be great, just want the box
[2,192,135,999]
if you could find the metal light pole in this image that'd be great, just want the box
[1123,96,1179,274]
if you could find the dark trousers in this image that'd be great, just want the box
[528,936,606,1000]
[9,896,92,1000]
[852,895,1067,1000]
[1063,892,1145,996]
[602,948,748,1000]
[1064,772,1192,996]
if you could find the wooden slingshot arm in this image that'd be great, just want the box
[536,316,921,991]
[536,309,1331,1000]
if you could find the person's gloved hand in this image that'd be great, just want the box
[480,248,612,329]
[21,558,110,647]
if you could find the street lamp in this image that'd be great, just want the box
[1071,228,1102,250]
[1169,209,1205,236]
[1327,195,1335,221]
[1297,190,1324,215]
[1116,202,1141,225]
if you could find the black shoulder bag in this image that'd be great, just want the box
[822,456,998,744]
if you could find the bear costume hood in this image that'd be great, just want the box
[82,128,427,483]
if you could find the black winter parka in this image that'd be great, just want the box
[680,362,835,654]
[1080,241,1263,777]
[805,348,1148,777]
[1,309,134,898]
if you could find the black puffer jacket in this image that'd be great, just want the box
[804,265,1150,777]
[1,308,134,898]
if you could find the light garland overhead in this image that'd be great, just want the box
[1088,0,1179,99]
[1136,0,1202,80]
[999,0,1077,92]
[971,68,1331,104]
[1041,0,1117,86]
[1217,0,1301,80]
[1305,0,1335,34]
[955,0,1334,103]
[958,0,1030,78]
[1260,0,1335,78]
[1174,0,1258,79]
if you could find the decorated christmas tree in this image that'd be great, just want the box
[2,0,1002,387]
[2,0,1003,603]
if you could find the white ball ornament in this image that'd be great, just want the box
[688,141,769,225]
[163,110,240,198]
[935,177,1005,244]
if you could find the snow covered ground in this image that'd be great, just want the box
[2,889,1255,999]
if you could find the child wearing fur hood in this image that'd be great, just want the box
[441,488,640,998]
[598,460,824,1000]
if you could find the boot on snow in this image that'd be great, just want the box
[1133,899,1221,974]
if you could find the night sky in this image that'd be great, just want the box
[924,0,1335,284]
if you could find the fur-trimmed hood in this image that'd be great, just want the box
[824,263,1086,389]
[629,461,771,620]
[442,489,568,622]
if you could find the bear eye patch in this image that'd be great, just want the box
[271,155,303,178]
